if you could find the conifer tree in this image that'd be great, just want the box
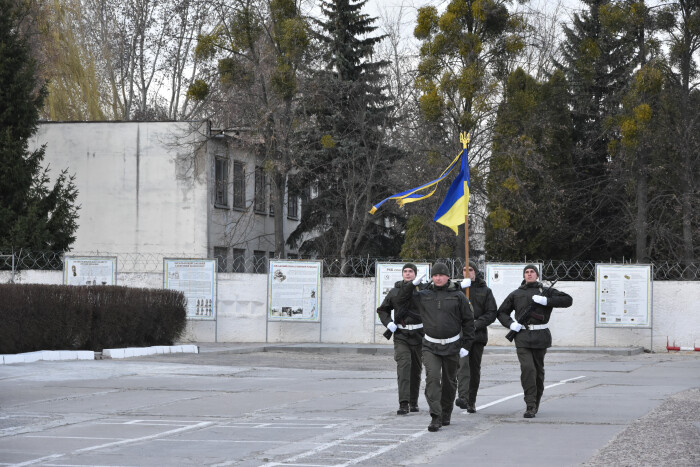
[287,0,403,261]
[553,0,637,258]
[0,0,79,251]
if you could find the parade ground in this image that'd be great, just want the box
[1,344,699,466]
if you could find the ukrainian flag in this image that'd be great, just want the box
[369,150,463,214]
[433,146,469,235]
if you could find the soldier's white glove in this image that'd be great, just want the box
[461,278,471,289]
[413,274,426,286]
[510,321,523,332]
[459,348,469,358]
[532,295,548,306]
[387,322,398,333]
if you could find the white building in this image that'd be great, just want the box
[31,121,301,271]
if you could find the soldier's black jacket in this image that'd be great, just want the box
[377,280,424,345]
[398,279,475,356]
[497,281,573,349]
[457,276,498,346]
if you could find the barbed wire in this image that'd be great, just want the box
[1,250,699,281]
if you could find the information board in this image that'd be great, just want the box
[374,262,431,324]
[63,256,117,286]
[268,260,322,322]
[485,263,542,307]
[163,258,217,320]
[596,264,651,327]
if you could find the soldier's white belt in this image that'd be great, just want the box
[526,324,549,330]
[424,333,460,344]
[398,324,423,330]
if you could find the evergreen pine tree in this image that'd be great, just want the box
[553,0,637,258]
[287,0,403,260]
[0,0,79,251]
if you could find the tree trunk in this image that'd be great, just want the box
[271,171,286,259]
[634,151,648,262]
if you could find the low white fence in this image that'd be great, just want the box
[3,270,700,352]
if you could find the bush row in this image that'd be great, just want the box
[0,284,187,354]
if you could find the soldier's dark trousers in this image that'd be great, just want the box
[394,340,422,405]
[422,350,459,418]
[516,347,547,407]
[457,342,485,404]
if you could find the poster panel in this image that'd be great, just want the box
[596,264,651,327]
[485,263,542,308]
[268,260,322,322]
[163,258,217,320]
[63,256,117,286]
[374,262,431,324]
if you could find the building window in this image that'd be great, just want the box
[215,157,229,207]
[233,161,245,209]
[253,250,267,273]
[214,247,228,273]
[254,166,266,214]
[269,185,275,217]
[287,193,298,220]
[232,248,245,273]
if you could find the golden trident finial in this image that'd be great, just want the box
[460,132,470,149]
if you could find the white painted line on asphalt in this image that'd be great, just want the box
[246,426,377,467]
[10,421,213,466]
[25,436,126,441]
[341,429,429,466]
[101,421,192,427]
[250,423,430,467]
[352,438,395,442]
[157,439,284,444]
[221,424,342,429]
[99,418,206,424]
[473,375,586,411]
[356,384,396,393]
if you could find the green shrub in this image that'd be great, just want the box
[0,284,187,353]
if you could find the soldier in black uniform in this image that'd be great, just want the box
[455,261,498,413]
[377,263,424,415]
[497,264,572,418]
[398,263,475,432]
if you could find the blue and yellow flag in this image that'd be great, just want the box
[369,150,463,214]
[369,134,470,236]
[433,146,469,235]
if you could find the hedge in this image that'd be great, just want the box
[0,284,187,354]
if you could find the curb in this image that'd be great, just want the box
[1,345,199,364]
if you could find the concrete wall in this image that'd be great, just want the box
[31,121,210,256]
[3,271,699,352]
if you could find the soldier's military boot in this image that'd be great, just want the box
[428,415,442,432]
[441,413,451,426]
[523,406,536,418]
[455,398,468,409]
[466,402,476,414]
[397,402,409,415]
[409,403,419,413]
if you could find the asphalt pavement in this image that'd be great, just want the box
[1,344,699,466]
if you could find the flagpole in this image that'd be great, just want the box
[460,132,470,300]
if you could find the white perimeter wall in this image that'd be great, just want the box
[4,271,699,352]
